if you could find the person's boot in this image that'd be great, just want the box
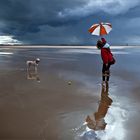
[102,73,106,81]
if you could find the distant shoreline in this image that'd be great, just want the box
[0,45,96,49]
[0,45,140,49]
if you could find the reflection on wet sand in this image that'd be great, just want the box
[86,82,113,131]
[27,68,40,82]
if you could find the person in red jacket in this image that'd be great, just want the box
[96,38,115,83]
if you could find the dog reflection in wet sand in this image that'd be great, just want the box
[86,82,113,130]
[26,58,40,82]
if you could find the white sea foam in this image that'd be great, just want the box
[0,52,13,55]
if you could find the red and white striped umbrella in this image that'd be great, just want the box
[88,22,112,36]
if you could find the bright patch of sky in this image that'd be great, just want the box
[0,35,22,45]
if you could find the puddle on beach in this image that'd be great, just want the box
[0,47,140,140]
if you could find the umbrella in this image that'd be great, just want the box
[88,22,112,36]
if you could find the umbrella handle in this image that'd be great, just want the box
[100,35,103,40]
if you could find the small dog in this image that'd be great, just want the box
[26,58,40,72]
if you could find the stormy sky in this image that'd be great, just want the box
[0,0,140,45]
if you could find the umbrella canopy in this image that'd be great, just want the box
[88,22,112,36]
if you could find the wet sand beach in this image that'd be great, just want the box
[0,46,140,140]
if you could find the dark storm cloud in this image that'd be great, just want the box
[0,0,140,45]
[58,0,140,17]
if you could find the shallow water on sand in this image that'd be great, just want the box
[0,46,140,140]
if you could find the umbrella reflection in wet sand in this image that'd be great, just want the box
[86,82,113,131]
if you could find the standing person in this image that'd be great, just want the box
[96,38,115,84]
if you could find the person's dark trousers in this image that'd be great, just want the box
[102,63,111,81]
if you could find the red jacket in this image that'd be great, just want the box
[101,48,113,64]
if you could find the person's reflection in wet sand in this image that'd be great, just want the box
[86,82,113,131]
[27,68,40,82]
